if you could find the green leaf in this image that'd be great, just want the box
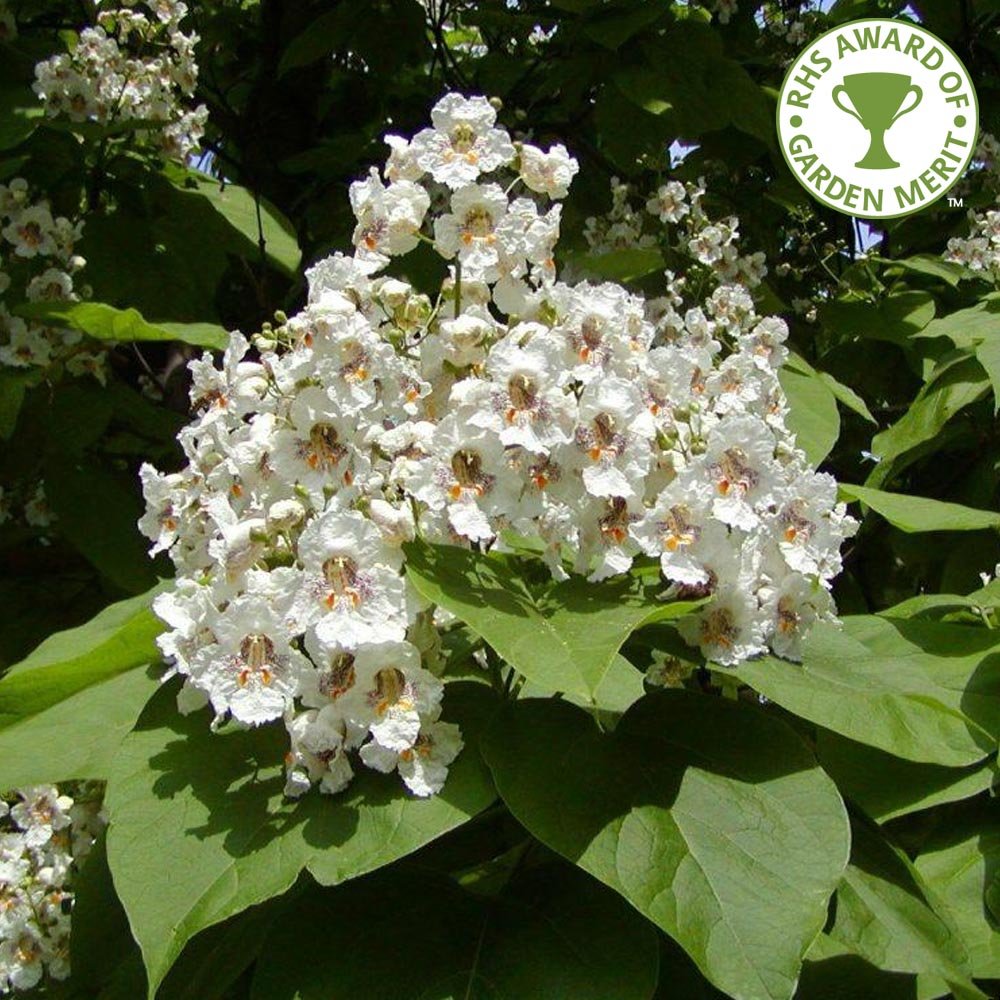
[986,869,1000,925]
[784,351,875,424]
[878,593,985,620]
[785,351,876,424]
[913,799,1000,979]
[105,681,498,997]
[403,541,700,702]
[838,483,1000,533]
[14,301,229,349]
[975,339,1000,413]
[0,665,158,788]
[564,247,665,282]
[818,371,877,423]
[44,458,159,592]
[779,364,840,466]
[0,85,43,150]
[616,23,773,144]
[879,254,969,287]
[482,692,851,1000]
[72,832,294,1000]
[583,2,666,50]
[879,581,1000,623]
[167,166,301,276]
[79,167,298,322]
[868,356,990,474]
[915,294,1000,350]
[520,653,645,722]
[251,862,659,1000]
[820,291,936,347]
[70,834,148,999]
[799,933,919,1000]
[0,584,166,730]
[724,616,1000,766]
[828,820,985,1000]
[0,368,37,438]
[817,729,997,823]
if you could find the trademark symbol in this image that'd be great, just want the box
[948,196,965,208]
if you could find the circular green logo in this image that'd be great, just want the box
[777,18,979,220]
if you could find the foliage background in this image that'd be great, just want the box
[0,0,998,998]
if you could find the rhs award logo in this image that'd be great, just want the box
[777,18,978,220]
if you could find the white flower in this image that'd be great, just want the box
[1,782,106,991]
[26,268,74,302]
[384,134,424,182]
[190,592,309,725]
[421,310,495,375]
[10,788,73,849]
[465,327,577,452]
[323,640,444,751]
[2,205,56,258]
[293,507,409,643]
[519,143,578,199]
[678,584,767,666]
[23,483,54,528]
[697,414,780,530]
[433,183,509,281]
[646,181,689,224]
[411,94,515,188]
[631,480,719,585]
[360,720,463,797]
[269,387,367,510]
[409,417,512,542]
[350,169,429,261]
[138,90,856,800]
[574,377,654,499]
[284,707,354,796]
[0,320,51,369]
[760,572,834,661]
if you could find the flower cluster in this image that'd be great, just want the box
[703,0,739,25]
[0,785,103,995]
[141,93,855,800]
[946,198,1000,281]
[0,178,94,377]
[32,0,208,161]
[945,134,1000,281]
[584,174,768,290]
[583,176,657,254]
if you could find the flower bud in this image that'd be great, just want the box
[267,499,305,531]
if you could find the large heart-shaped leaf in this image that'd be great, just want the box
[0,584,167,729]
[828,820,985,1000]
[797,934,918,1000]
[0,666,159,788]
[913,799,1000,980]
[779,362,840,467]
[105,681,498,997]
[250,862,659,1000]
[167,165,301,275]
[404,541,699,702]
[816,729,997,824]
[482,692,851,1000]
[727,616,1000,766]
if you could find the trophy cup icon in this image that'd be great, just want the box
[831,73,923,169]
